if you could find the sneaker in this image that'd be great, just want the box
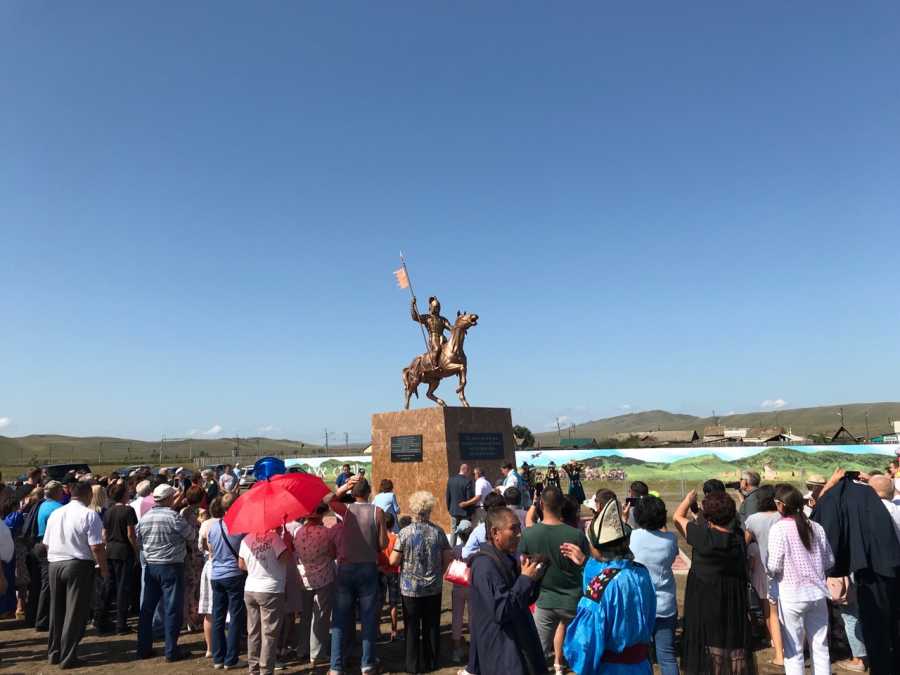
[223,662,246,670]
[274,662,286,671]
[213,664,224,670]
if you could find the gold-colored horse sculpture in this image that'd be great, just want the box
[403,311,478,409]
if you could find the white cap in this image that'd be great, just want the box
[153,484,176,502]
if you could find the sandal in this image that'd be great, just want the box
[554,665,567,675]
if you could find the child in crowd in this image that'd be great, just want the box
[378,512,401,641]
[450,519,472,663]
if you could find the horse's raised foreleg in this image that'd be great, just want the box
[425,378,446,407]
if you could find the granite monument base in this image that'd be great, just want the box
[371,406,516,532]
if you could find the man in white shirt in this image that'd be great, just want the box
[238,530,289,675]
[43,481,107,669]
[870,476,900,541]
[472,467,493,524]
[499,462,530,508]
[130,480,153,520]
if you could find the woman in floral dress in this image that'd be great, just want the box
[179,486,205,631]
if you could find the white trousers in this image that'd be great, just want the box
[779,596,831,675]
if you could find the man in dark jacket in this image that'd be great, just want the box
[812,471,900,675]
[468,507,546,675]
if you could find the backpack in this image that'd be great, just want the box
[20,500,42,547]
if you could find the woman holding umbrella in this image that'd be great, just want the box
[222,471,357,674]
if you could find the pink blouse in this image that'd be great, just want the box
[766,517,834,602]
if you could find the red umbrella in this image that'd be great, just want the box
[223,474,330,534]
[268,472,331,510]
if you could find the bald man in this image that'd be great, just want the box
[870,475,900,542]
[446,464,476,547]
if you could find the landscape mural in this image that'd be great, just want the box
[514,444,900,481]
[284,445,899,484]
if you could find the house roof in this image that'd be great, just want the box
[643,430,699,444]
[830,426,860,443]
[745,427,785,441]
[559,438,597,448]
[703,426,725,437]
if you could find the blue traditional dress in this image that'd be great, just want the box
[563,557,656,675]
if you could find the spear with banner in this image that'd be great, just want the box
[394,252,430,353]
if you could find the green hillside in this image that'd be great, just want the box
[533,402,900,446]
[0,434,332,467]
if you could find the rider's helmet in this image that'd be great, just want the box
[428,296,441,312]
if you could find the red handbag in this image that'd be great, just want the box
[444,559,471,586]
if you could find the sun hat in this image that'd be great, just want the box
[153,484,176,502]
[806,474,827,486]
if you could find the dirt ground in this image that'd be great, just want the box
[0,576,791,675]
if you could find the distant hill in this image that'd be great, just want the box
[0,433,353,467]
[533,402,900,446]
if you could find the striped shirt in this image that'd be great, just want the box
[136,505,191,564]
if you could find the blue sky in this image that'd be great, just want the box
[2,3,899,443]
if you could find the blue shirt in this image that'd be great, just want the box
[462,522,487,560]
[335,472,352,488]
[372,492,400,532]
[208,519,246,580]
[628,528,678,618]
[37,500,63,537]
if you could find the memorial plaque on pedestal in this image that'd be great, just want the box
[371,407,516,531]
[390,435,423,462]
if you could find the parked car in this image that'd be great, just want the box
[238,467,256,488]
[40,463,92,480]
[114,465,151,477]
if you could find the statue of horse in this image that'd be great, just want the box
[403,311,478,409]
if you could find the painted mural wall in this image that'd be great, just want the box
[513,444,900,481]
[285,444,898,483]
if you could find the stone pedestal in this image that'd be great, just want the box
[371,407,516,532]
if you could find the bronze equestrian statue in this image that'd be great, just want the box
[404,296,478,408]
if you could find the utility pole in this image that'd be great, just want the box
[160,435,164,465]
[865,410,870,442]
[344,432,349,450]
[99,441,103,465]
[324,428,329,452]
[556,418,562,443]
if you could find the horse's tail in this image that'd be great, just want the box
[403,364,419,398]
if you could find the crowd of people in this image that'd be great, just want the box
[0,458,898,674]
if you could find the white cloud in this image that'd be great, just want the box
[202,424,223,436]
[620,404,632,411]
[0,417,10,429]
[760,399,787,410]
[257,425,276,434]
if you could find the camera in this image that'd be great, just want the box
[724,481,741,490]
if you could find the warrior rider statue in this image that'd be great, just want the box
[411,296,452,371]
